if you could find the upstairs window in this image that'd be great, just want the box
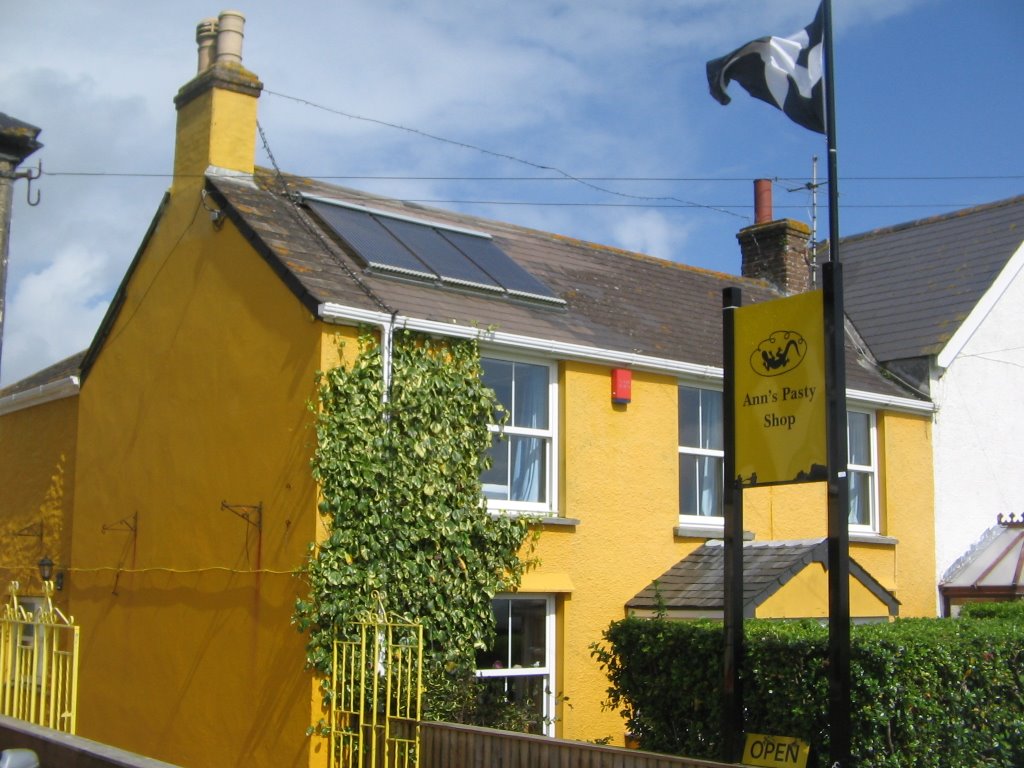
[847,410,879,531]
[481,357,555,514]
[678,385,724,520]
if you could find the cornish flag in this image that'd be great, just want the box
[706,3,825,134]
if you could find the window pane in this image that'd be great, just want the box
[510,436,546,503]
[679,387,700,446]
[508,598,547,668]
[482,358,513,422]
[698,455,723,516]
[847,412,871,466]
[848,470,871,525]
[679,453,698,515]
[482,433,509,500]
[477,676,546,734]
[513,362,549,429]
[701,390,724,451]
[476,598,511,669]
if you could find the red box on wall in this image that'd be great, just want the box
[611,368,632,404]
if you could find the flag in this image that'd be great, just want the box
[706,3,824,134]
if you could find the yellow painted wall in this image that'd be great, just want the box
[72,193,324,767]
[0,395,77,601]
[756,563,893,619]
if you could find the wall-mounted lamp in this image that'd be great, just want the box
[38,556,63,591]
[611,368,632,404]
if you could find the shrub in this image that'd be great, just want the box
[593,611,1024,767]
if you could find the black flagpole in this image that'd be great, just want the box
[822,1,851,766]
[721,287,743,763]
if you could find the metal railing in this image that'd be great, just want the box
[329,613,423,768]
[0,582,79,734]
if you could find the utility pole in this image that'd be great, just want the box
[0,112,43,382]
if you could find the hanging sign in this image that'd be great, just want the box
[734,290,826,486]
[742,732,811,768]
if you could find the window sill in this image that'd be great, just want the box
[675,524,754,541]
[849,532,898,546]
[488,512,579,529]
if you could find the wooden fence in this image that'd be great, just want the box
[420,722,734,768]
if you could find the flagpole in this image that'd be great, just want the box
[821,1,851,766]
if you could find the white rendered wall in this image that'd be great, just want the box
[933,251,1024,582]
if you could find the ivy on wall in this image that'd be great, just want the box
[294,329,530,717]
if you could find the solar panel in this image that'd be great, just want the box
[379,217,502,293]
[446,231,562,303]
[306,200,436,280]
[305,196,564,306]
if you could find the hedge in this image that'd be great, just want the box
[592,610,1024,767]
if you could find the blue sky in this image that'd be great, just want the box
[1,0,1020,385]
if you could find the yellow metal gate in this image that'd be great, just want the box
[329,614,423,768]
[0,581,79,733]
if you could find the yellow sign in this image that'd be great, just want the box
[734,291,826,486]
[742,733,810,768]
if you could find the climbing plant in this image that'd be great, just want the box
[294,329,531,719]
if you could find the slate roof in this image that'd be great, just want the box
[202,169,910,398]
[627,539,899,618]
[0,351,84,398]
[0,111,43,161]
[841,195,1024,363]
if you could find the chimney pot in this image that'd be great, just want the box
[195,18,218,73]
[754,179,773,224]
[215,10,246,66]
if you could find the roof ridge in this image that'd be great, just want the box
[841,193,1024,244]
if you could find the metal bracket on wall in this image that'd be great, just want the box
[221,501,263,568]
[220,501,262,530]
[101,512,138,596]
[13,521,43,545]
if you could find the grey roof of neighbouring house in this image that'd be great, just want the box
[109,168,909,400]
[841,194,1024,363]
[0,351,84,398]
[627,539,899,618]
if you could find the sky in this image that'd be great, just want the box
[1,0,1021,386]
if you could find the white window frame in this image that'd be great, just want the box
[678,384,725,525]
[847,409,880,533]
[481,353,558,517]
[475,594,556,736]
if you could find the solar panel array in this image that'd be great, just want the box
[306,197,564,305]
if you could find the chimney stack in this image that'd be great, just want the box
[173,10,262,189]
[738,179,814,294]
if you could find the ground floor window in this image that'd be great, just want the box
[475,595,555,735]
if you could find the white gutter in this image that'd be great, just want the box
[318,303,934,415]
[0,376,80,416]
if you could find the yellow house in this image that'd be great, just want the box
[0,11,936,768]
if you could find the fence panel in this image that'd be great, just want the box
[420,721,735,768]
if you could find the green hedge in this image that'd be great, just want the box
[592,611,1024,767]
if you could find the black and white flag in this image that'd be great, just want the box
[706,3,825,134]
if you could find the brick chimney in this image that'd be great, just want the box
[737,180,814,294]
[172,10,262,192]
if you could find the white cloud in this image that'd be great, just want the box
[2,244,112,386]
[609,210,690,261]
